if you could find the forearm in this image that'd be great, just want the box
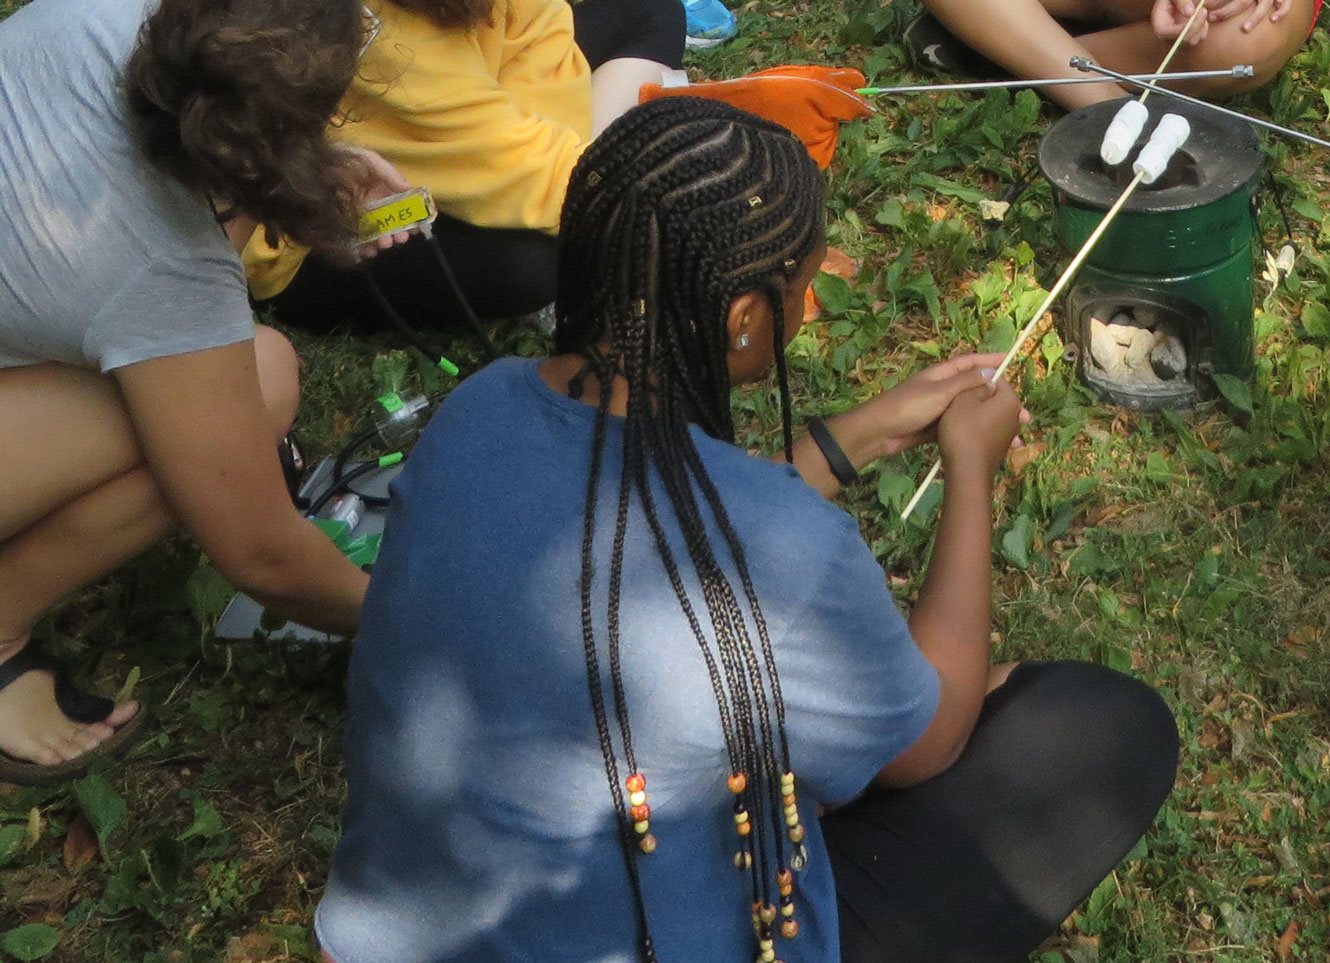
[230,521,368,638]
[788,404,886,498]
[908,463,994,722]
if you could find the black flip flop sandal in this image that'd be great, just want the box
[0,644,147,788]
[902,12,1007,80]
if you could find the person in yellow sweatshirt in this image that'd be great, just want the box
[247,0,685,332]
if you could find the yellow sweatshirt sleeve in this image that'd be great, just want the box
[242,231,309,303]
[342,0,593,234]
[241,0,592,300]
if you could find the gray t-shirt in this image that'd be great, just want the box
[0,0,254,372]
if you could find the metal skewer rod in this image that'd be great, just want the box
[1140,0,1208,104]
[1071,57,1330,150]
[900,170,1150,521]
[856,65,1252,97]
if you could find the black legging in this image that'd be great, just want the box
[823,661,1179,963]
[266,0,685,333]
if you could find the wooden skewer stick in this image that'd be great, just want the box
[1140,0,1208,104]
[900,8,1210,522]
[899,169,1149,521]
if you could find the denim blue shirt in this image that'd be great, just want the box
[318,359,939,962]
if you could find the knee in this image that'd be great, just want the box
[1070,662,1180,795]
[1020,662,1180,800]
[1190,18,1305,96]
[253,325,301,440]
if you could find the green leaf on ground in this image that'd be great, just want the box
[189,690,226,733]
[1001,514,1035,569]
[1195,551,1220,589]
[0,825,25,868]
[1301,301,1330,339]
[186,562,233,625]
[114,666,141,705]
[371,350,411,394]
[980,317,1017,354]
[178,800,225,843]
[1212,373,1254,415]
[876,471,915,513]
[2,924,60,960]
[72,774,125,849]
[813,273,854,316]
[910,172,987,204]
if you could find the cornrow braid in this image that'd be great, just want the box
[557,97,825,963]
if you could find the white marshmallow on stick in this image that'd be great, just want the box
[1133,113,1191,184]
[1100,99,1149,166]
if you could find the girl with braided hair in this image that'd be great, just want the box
[319,97,1178,963]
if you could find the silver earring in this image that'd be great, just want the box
[735,333,751,349]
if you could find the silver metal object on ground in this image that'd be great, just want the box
[215,459,404,642]
[1070,57,1330,151]
[857,66,1252,97]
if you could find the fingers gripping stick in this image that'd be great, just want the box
[1133,113,1191,184]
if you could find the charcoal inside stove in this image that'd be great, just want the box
[1087,309,1188,384]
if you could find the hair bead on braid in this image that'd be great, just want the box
[554,97,824,963]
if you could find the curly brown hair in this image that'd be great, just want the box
[125,0,368,257]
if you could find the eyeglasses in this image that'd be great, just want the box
[359,4,381,60]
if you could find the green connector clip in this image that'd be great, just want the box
[314,518,353,549]
[376,392,404,413]
[436,356,460,377]
[342,532,384,568]
[378,451,404,468]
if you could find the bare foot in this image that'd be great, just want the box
[0,636,140,767]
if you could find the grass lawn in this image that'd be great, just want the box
[3,1,1330,960]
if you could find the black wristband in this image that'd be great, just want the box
[807,418,858,486]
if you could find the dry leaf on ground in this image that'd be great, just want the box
[62,814,98,872]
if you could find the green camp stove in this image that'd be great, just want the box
[1038,97,1262,410]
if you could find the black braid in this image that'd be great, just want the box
[557,97,824,962]
[577,359,656,957]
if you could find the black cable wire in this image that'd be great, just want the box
[424,240,501,358]
[355,240,500,363]
[330,427,389,509]
[357,266,454,364]
[306,459,384,517]
[1266,169,1297,255]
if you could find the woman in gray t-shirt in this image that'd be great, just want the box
[0,0,406,784]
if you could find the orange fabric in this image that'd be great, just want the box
[638,66,873,170]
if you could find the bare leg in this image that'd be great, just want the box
[590,57,668,137]
[0,470,169,765]
[920,0,1315,109]
[921,0,1126,109]
[0,326,298,767]
[1078,0,1315,100]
